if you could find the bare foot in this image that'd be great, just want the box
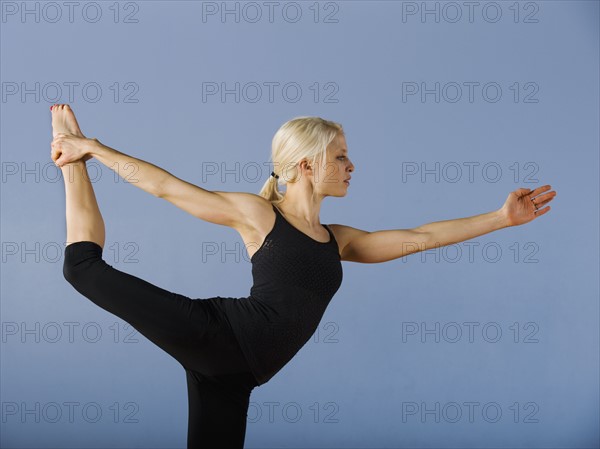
[51,104,85,138]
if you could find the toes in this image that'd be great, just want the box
[50,104,76,117]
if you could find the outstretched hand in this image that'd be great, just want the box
[501,185,557,227]
[51,133,94,167]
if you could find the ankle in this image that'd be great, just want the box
[60,160,88,183]
[60,159,86,169]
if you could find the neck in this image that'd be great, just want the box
[277,187,325,227]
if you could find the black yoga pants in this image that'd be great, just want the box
[62,241,258,449]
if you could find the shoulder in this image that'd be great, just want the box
[217,193,278,260]
[214,191,273,224]
[213,192,278,247]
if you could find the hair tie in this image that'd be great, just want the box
[271,171,279,179]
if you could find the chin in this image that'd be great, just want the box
[323,184,349,197]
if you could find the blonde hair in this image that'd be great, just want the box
[258,116,344,204]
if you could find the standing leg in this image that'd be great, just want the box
[185,370,257,449]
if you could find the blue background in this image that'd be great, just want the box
[1,0,598,448]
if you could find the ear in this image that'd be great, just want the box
[298,159,312,173]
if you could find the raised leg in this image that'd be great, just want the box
[55,103,201,366]
[63,241,208,365]
[54,104,258,448]
[60,161,105,248]
[52,103,104,248]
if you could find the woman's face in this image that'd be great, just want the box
[317,133,354,195]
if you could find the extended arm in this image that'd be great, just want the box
[420,185,556,248]
[335,186,556,263]
[418,209,508,249]
[334,210,506,264]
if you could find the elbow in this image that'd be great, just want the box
[153,173,172,198]
[152,180,165,198]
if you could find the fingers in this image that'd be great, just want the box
[530,184,552,197]
[54,148,70,167]
[532,190,557,206]
[50,142,58,162]
[50,138,64,166]
[51,134,68,149]
[50,137,84,167]
[52,150,65,167]
[533,194,555,208]
[530,186,555,218]
[521,185,556,206]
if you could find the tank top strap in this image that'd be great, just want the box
[271,203,334,245]
[324,224,339,249]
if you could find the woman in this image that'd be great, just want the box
[50,104,556,448]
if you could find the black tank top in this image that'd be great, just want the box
[209,203,343,386]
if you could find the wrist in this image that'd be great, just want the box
[497,207,511,228]
[87,138,105,158]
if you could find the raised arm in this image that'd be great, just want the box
[49,110,255,230]
[87,139,251,229]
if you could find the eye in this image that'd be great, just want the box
[338,156,346,160]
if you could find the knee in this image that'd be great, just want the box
[63,241,104,285]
